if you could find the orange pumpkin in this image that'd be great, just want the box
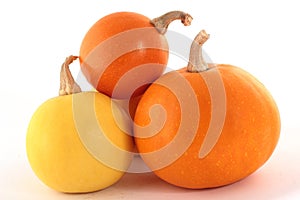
[134,30,281,189]
[79,11,192,100]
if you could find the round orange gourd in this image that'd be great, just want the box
[79,11,192,100]
[134,30,281,189]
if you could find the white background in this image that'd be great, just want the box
[1,0,300,199]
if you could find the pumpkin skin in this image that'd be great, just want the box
[26,92,133,193]
[79,12,169,99]
[134,64,280,189]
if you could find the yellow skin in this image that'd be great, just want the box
[26,92,134,193]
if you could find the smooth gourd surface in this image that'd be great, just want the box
[134,64,280,189]
[26,92,133,193]
[79,12,168,99]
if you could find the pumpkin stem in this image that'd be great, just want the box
[59,55,82,96]
[151,11,193,34]
[187,30,210,72]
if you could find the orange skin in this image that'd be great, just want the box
[79,12,168,99]
[134,64,280,189]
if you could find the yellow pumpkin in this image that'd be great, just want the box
[26,56,133,193]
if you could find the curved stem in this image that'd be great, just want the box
[151,11,193,34]
[59,55,82,96]
[187,30,210,73]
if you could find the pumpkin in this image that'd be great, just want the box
[79,11,192,100]
[134,30,281,189]
[26,56,133,193]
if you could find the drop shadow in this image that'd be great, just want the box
[94,150,300,200]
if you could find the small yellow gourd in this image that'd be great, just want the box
[26,56,133,193]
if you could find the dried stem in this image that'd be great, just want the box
[59,55,82,96]
[187,30,210,73]
[151,11,193,34]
